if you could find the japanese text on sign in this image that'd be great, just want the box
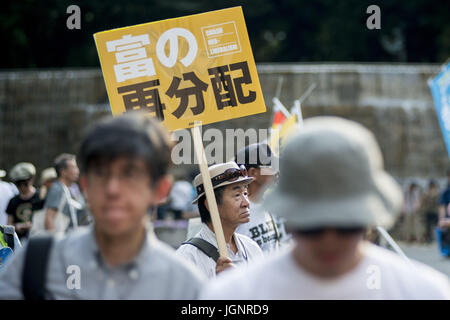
[94,6,266,131]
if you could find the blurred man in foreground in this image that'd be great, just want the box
[0,114,205,299]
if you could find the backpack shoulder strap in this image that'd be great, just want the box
[182,237,220,262]
[22,235,53,300]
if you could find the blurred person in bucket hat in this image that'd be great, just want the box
[177,161,263,279]
[201,116,450,299]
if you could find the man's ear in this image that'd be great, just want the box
[60,167,67,179]
[154,175,173,204]
[204,197,209,212]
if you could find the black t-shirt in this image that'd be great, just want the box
[6,190,44,238]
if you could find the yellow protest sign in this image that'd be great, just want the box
[94,6,266,131]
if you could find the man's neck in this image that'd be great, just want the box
[206,221,237,253]
[59,177,72,187]
[20,186,36,200]
[292,241,365,279]
[94,225,146,267]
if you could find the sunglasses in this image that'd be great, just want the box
[197,165,248,194]
[295,227,365,237]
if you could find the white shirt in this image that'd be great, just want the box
[200,242,450,299]
[176,223,264,279]
[236,201,291,254]
[0,224,206,299]
[0,182,18,225]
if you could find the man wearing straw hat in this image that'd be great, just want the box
[177,161,263,279]
[201,117,450,299]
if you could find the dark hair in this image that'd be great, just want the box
[198,186,225,224]
[78,113,173,185]
[54,153,76,177]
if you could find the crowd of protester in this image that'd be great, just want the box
[0,113,449,299]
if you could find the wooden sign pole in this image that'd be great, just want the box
[191,122,229,258]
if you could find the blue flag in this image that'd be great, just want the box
[429,63,450,159]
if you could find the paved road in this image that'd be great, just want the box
[395,241,450,276]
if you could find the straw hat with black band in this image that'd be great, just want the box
[192,161,254,204]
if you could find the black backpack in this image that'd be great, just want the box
[21,235,53,300]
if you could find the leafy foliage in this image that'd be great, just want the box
[0,0,448,68]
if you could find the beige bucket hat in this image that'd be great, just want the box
[192,161,254,204]
[40,167,57,184]
[263,116,403,230]
[9,162,36,182]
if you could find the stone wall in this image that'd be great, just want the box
[0,70,110,178]
[256,64,447,183]
[0,63,446,187]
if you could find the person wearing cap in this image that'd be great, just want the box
[234,143,290,254]
[0,113,206,299]
[201,117,450,299]
[6,162,44,240]
[176,161,264,279]
[39,167,58,201]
